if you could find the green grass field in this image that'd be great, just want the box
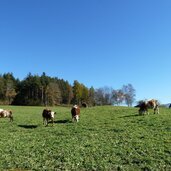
[0,105,171,171]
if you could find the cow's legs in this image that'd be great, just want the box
[72,116,74,122]
[43,118,45,125]
[154,106,159,114]
[75,115,79,122]
[43,117,48,126]
[146,109,149,115]
[9,116,13,122]
[45,118,48,126]
[139,109,144,115]
[51,118,54,126]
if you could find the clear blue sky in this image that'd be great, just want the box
[0,0,171,104]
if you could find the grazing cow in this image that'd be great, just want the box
[0,109,13,122]
[169,104,171,109]
[42,109,56,126]
[71,105,80,122]
[82,102,88,108]
[138,99,159,115]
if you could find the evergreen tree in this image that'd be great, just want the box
[72,80,82,105]
[0,76,5,101]
[45,82,61,106]
[40,72,50,105]
[3,73,17,104]
[88,86,95,106]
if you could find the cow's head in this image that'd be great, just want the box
[50,111,56,118]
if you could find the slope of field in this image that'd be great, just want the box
[0,105,171,171]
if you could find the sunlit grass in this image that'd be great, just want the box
[0,105,171,170]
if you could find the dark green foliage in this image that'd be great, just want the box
[0,73,18,104]
[0,73,95,106]
[0,106,171,170]
[72,80,90,105]
[0,72,136,106]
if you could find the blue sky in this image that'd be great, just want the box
[0,0,171,104]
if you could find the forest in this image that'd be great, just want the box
[0,72,136,106]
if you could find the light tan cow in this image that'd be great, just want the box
[138,99,159,115]
[0,109,13,121]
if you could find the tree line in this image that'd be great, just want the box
[0,72,136,106]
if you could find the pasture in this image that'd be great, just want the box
[0,105,171,170]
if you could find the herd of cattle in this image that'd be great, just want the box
[42,105,80,126]
[0,99,160,126]
[0,105,81,126]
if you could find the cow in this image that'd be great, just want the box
[42,109,56,126]
[169,104,171,109]
[138,99,159,115]
[71,105,80,122]
[0,109,13,122]
[82,102,88,108]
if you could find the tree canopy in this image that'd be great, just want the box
[0,72,136,106]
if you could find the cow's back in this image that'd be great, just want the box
[42,109,51,119]
[147,99,158,108]
[71,108,76,116]
[75,107,80,115]
[71,106,80,116]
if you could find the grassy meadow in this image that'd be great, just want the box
[0,105,171,171]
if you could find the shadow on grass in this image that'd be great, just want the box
[111,128,125,133]
[18,125,38,129]
[120,114,140,118]
[54,119,71,124]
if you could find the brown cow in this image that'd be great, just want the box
[42,109,56,126]
[138,99,159,115]
[71,105,80,122]
[0,109,13,122]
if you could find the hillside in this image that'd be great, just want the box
[0,105,171,170]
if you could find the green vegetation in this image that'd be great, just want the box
[0,72,136,107]
[0,105,171,170]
